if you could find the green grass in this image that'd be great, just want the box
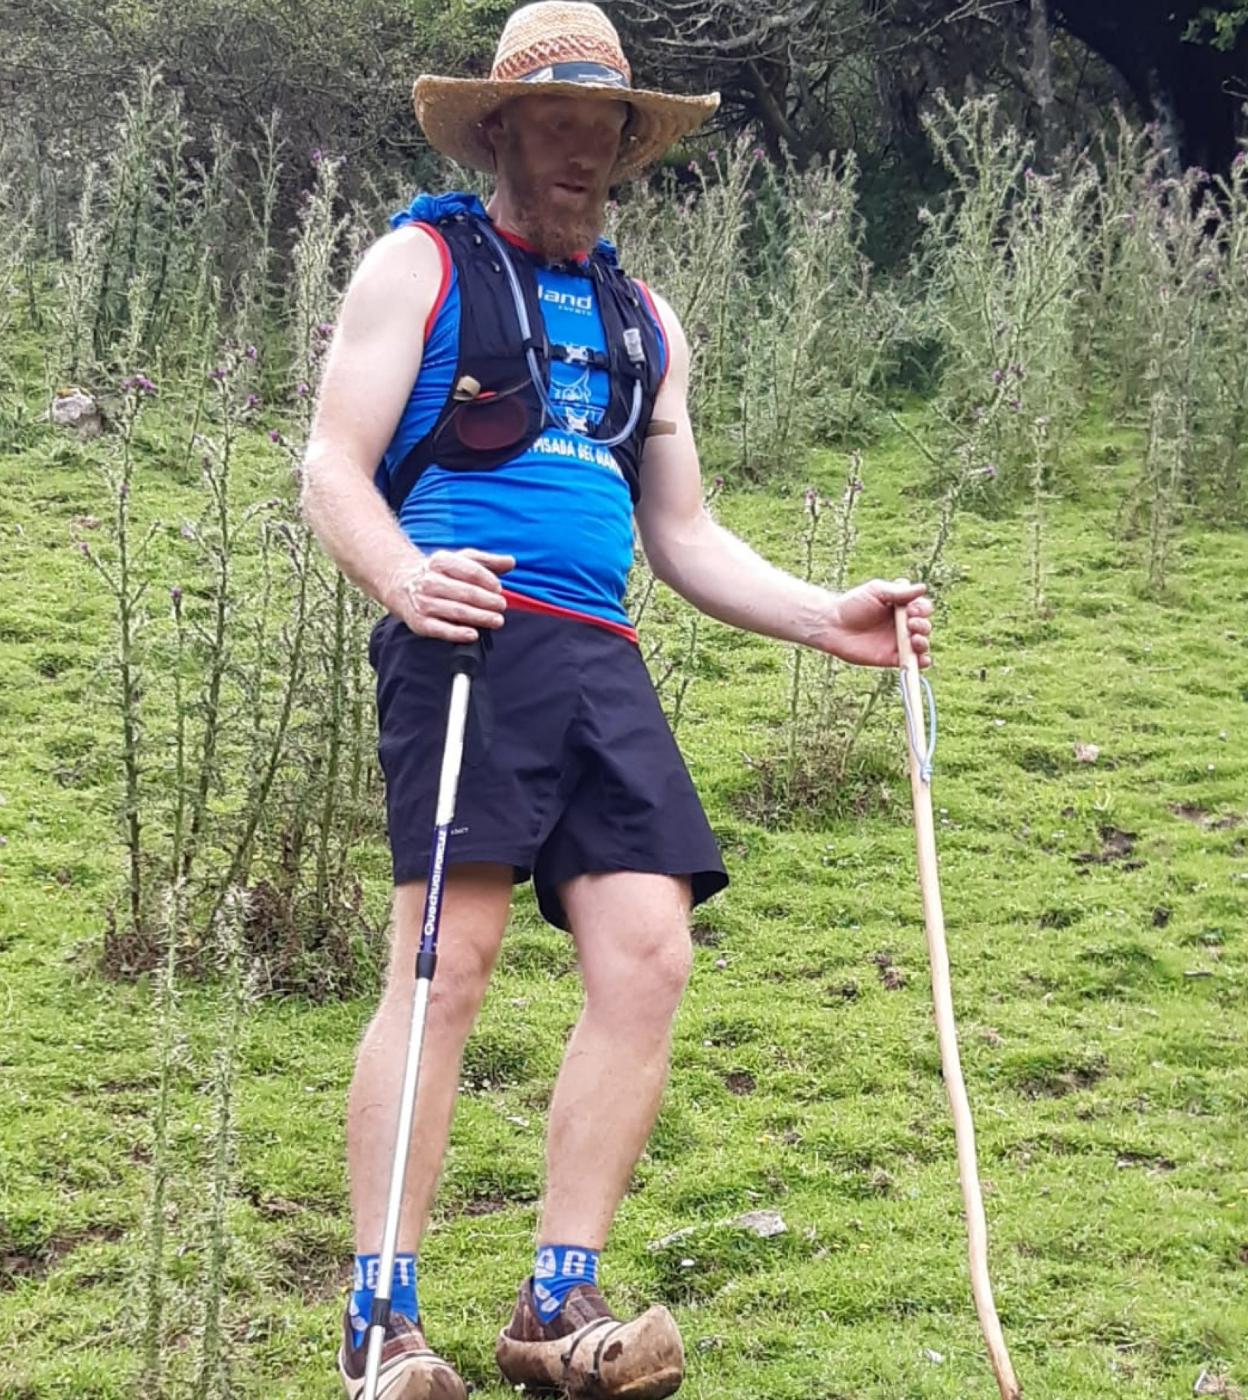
[1,408,1246,1399]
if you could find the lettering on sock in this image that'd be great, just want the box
[532,1244,600,1323]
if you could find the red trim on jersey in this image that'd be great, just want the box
[496,224,591,264]
[414,222,453,341]
[503,588,638,644]
[634,280,670,386]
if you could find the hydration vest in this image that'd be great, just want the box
[379,208,665,516]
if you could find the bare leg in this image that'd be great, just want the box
[347,863,514,1252]
[539,871,693,1248]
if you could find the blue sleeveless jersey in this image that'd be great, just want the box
[381,192,667,636]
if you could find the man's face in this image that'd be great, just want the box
[488,93,628,259]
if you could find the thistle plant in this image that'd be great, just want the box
[0,150,38,441]
[1131,168,1221,592]
[1082,111,1168,411]
[915,93,1094,494]
[193,886,256,1400]
[234,112,287,378]
[616,135,759,439]
[178,347,249,892]
[58,163,105,382]
[1200,145,1248,516]
[743,153,893,476]
[79,370,162,953]
[138,880,187,1397]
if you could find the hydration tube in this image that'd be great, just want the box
[478,220,645,449]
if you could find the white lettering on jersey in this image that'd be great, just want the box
[539,286,593,313]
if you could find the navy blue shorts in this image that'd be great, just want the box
[368,607,728,930]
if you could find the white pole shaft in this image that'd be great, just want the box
[363,668,474,1400]
[894,608,1021,1400]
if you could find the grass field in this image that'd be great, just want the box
[1,410,1245,1399]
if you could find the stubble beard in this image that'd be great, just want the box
[497,146,609,261]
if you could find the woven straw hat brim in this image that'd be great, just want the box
[413,75,720,182]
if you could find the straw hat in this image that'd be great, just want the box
[413,1,720,182]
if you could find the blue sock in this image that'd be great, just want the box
[532,1244,600,1323]
[350,1253,418,1347]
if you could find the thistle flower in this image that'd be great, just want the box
[268,429,282,444]
[1009,398,1022,412]
[180,521,195,540]
[803,487,819,517]
[245,345,258,362]
[992,368,1005,385]
[170,586,183,611]
[311,148,324,165]
[209,366,227,381]
[982,463,999,479]
[245,394,261,410]
[1233,151,1246,171]
[752,146,766,160]
[849,478,865,495]
[296,382,310,398]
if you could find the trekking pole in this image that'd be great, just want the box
[363,637,486,1400]
[893,608,1022,1400]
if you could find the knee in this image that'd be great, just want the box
[383,935,495,1037]
[590,926,692,1028]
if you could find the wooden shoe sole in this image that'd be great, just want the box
[496,1305,684,1398]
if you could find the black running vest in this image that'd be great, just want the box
[381,212,665,515]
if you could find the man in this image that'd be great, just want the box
[300,3,935,1397]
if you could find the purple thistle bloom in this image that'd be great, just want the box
[752,146,766,160]
[713,474,725,489]
[992,368,1005,385]
[245,345,258,361]
[1233,151,1246,171]
[209,366,227,381]
[687,159,700,173]
[311,147,323,165]
[268,429,282,444]
[170,586,183,605]
[315,321,334,338]
[1009,398,1022,412]
[850,478,865,494]
[245,393,261,409]
[983,463,999,479]
[180,521,195,540]
[296,382,310,398]
[76,540,91,557]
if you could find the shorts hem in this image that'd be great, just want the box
[534,859,729,931]
[391,847,535,888]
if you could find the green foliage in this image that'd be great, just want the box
[3,409,1247,1395]
[1183,3,1248,49]
[2,85,1248,1398]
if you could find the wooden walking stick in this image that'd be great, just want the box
[894,606,1022,1400]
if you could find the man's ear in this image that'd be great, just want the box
[480,107,505,164]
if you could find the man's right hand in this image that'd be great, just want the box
[388,548,516,644]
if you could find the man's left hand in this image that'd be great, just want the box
[817,578,934,669]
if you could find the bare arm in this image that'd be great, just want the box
[634,291,933,667]
[300,225,512,643]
